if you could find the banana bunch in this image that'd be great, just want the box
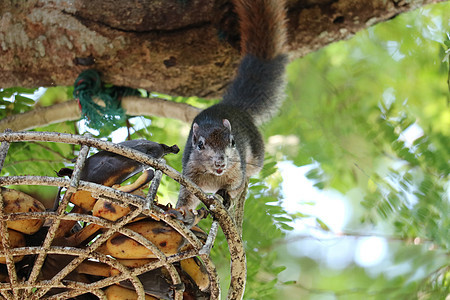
[74,256,210,300]
[57,140,180,211]
[58,203,211,299]
[48,140,211,299]
[0,139,213,298]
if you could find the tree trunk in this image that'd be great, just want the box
[0,0,445,98]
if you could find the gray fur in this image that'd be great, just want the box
[176,54,288,211]
[222,54,288,125]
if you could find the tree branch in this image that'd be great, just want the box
[0,97,201,132]
[0,0,445,97]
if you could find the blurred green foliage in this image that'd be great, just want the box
[1,1,449,299]
[0,87,38,119]
[266,2,449,299]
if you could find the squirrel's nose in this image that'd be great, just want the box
[215,161,225,168]
[215,156,226,168]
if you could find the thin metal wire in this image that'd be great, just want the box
[0,193,18,300]
[0,129,11,172]
[143,167,184,300]
[200,220,221,298]
[0,132,18,299]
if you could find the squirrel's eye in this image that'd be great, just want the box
[197,141,204,150]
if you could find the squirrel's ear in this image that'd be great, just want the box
[193,123,199,134]
[192,123,199,141]
[223,119,231,131]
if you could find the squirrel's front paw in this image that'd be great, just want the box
[166,207,208,228]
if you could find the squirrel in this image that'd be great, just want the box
[176,0,289,213]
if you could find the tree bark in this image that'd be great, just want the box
[0,0,445,98]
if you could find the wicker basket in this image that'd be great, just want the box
[0,131,246,300]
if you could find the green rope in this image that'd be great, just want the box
[73,69,140,130]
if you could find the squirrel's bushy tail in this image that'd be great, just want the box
[234,0,287,60]
[222,0,289,125]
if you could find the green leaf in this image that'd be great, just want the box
[315,218,330,231]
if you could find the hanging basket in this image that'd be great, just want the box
[0,131,246,300]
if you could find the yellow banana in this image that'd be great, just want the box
[104,285,158,300]
[99,219,188,259]
[180,257,210,292]
[1,187,45,235]
[70,190,97,211]
[92,199,130,222]
[0,229,25,263]
[114,258,156,273]
[76,260,115,277]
